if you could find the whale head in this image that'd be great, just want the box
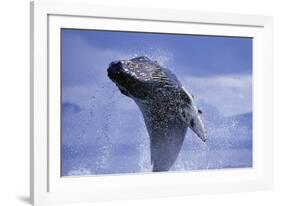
[107,56,178,100]
[107,56,206,142]
[108,56,206,171]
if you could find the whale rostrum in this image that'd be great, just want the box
[107,56,206,172]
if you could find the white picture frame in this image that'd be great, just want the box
[30,0,273,205]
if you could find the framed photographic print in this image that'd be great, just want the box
[30,1,273,205]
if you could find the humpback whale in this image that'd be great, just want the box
[107,56,206,172]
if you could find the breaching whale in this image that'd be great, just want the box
[107,56,206,172]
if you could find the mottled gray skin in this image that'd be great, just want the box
[107,56,206,172]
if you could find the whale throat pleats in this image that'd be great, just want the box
[138,103,188,172]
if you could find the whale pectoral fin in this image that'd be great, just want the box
[148,121,187,172]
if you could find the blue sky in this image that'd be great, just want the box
[61,29,253,176]
[64,29,252,76]
[62,29,252,116]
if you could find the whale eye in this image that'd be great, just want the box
[198,109,202,114]
[190,119,195,127]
